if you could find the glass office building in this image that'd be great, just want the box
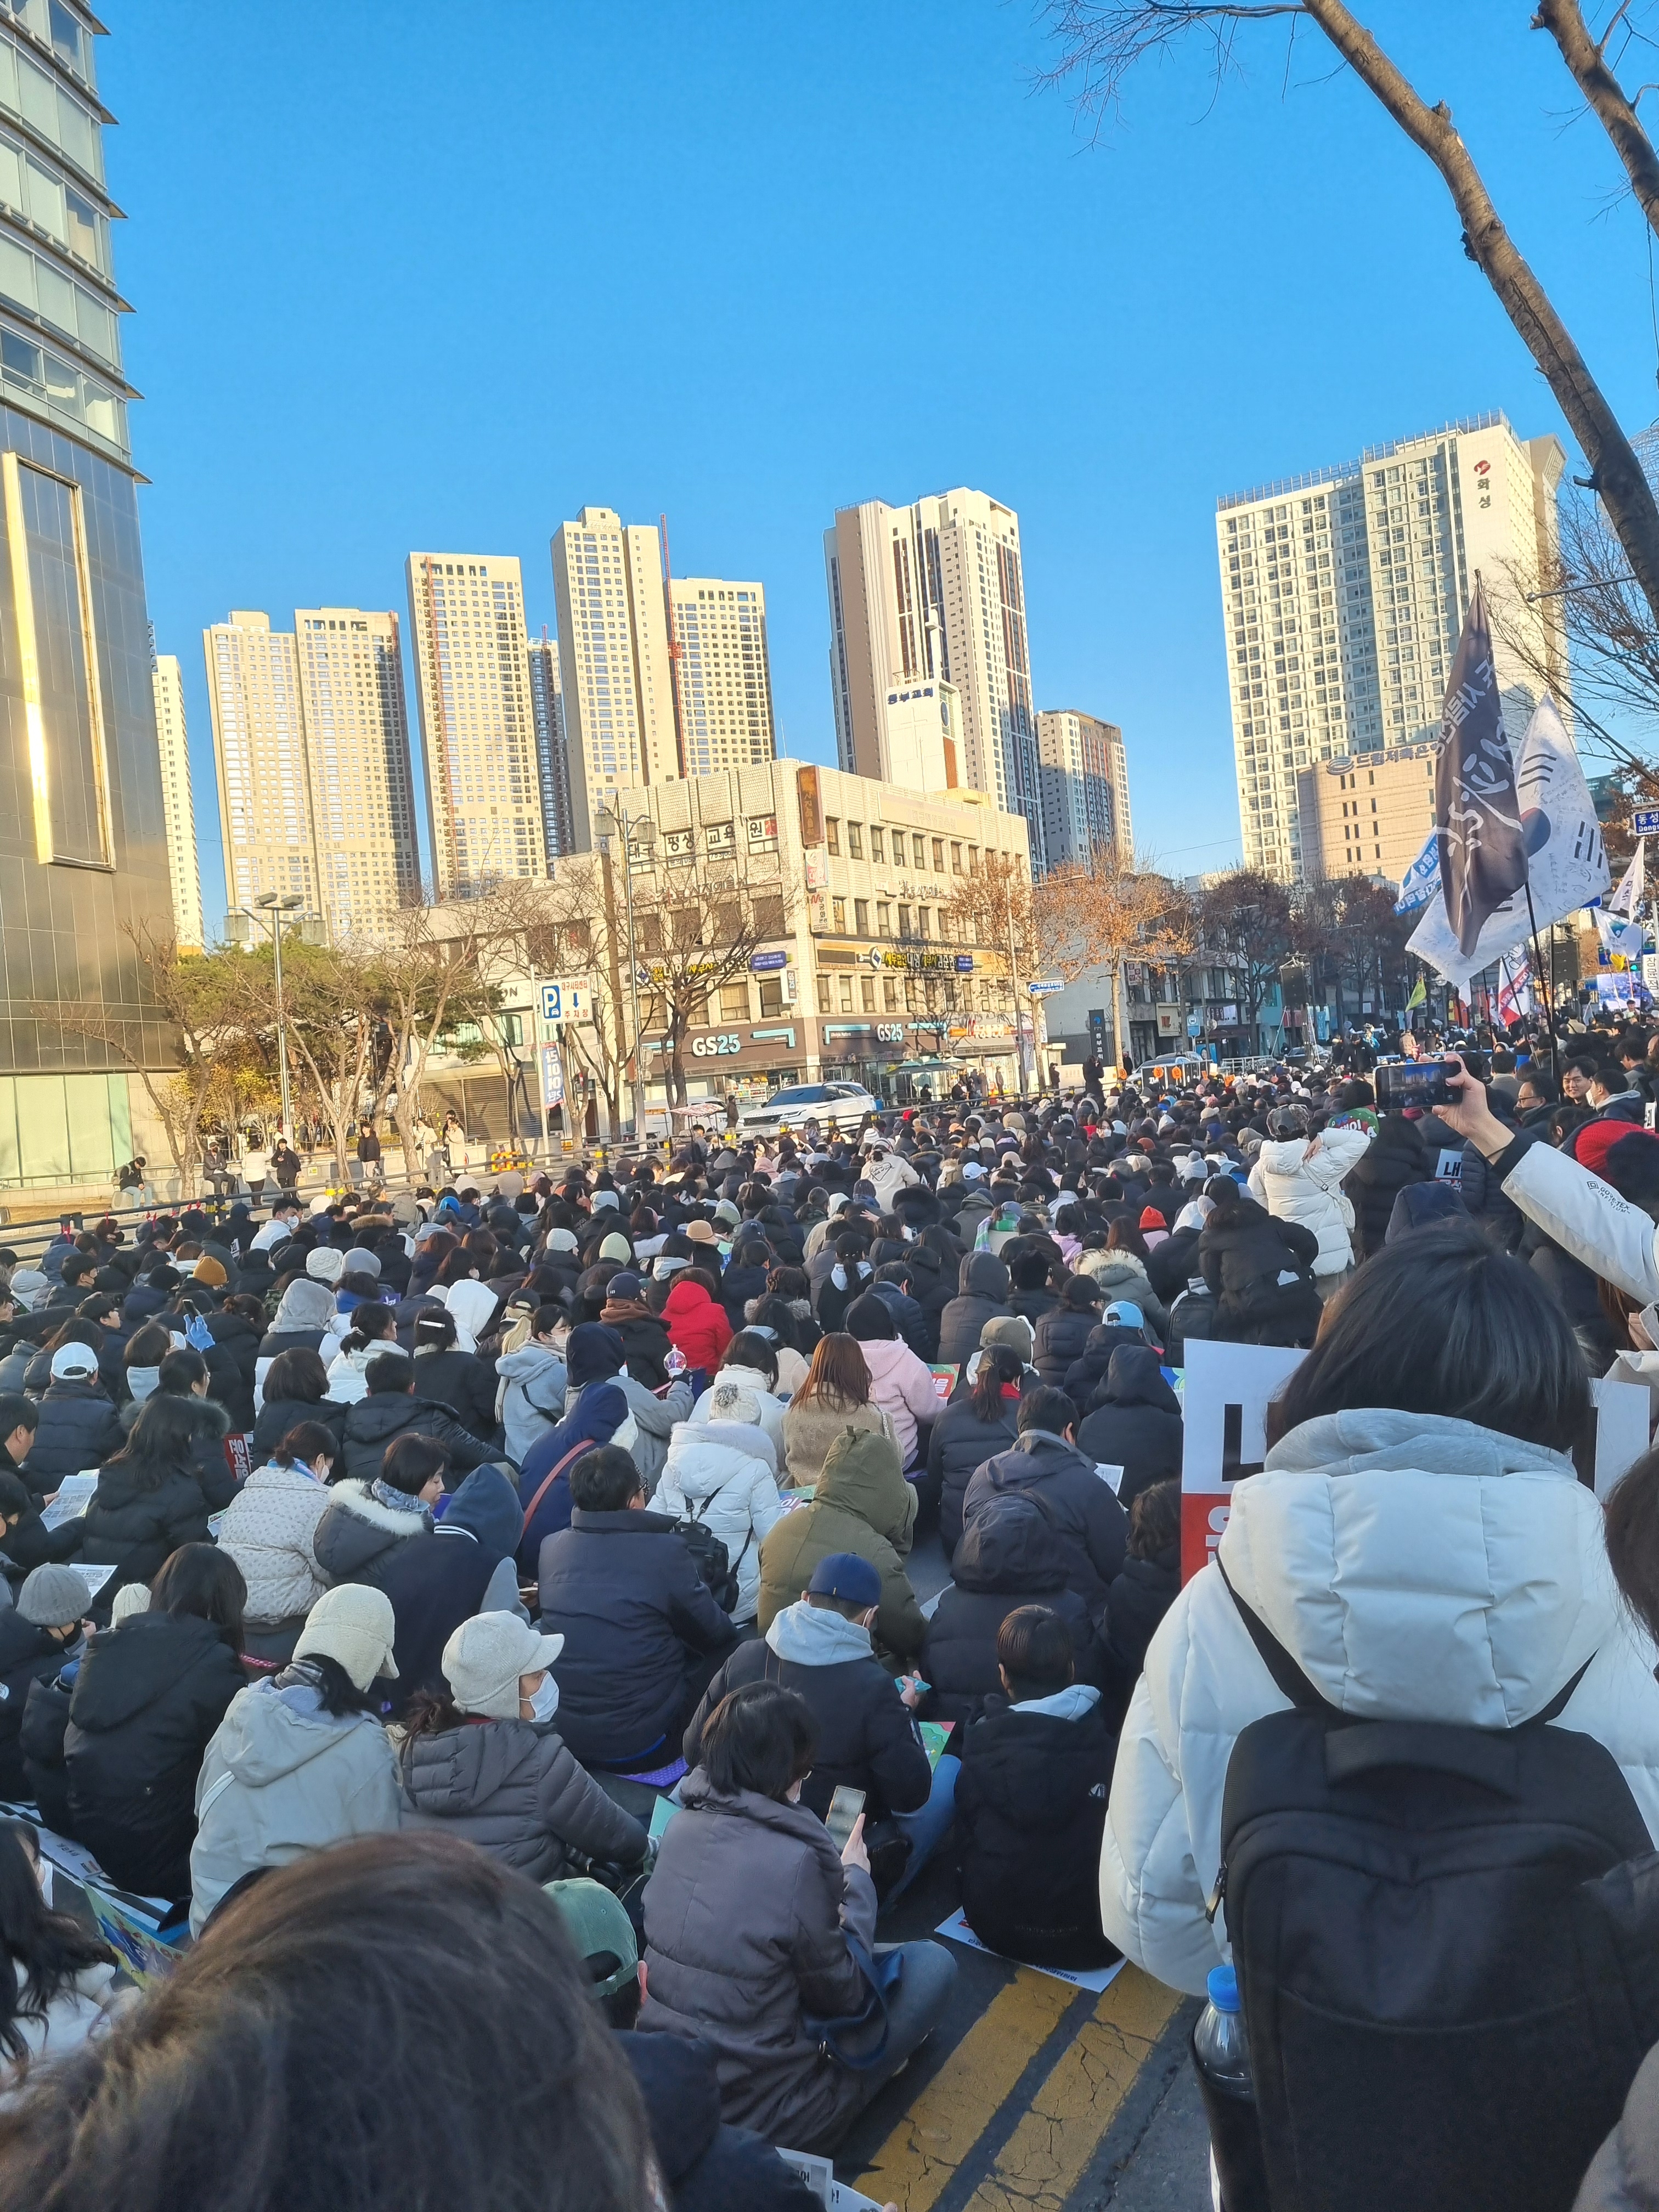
[0,1,175,1189]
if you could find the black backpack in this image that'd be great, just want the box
[1166,1276,1217,1365]
[1214,1560,1659,2212]
[672,1497,750,1616]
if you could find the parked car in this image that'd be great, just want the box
[740,1081,881,1135]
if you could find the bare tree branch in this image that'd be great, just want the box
[1534,0,1659,234]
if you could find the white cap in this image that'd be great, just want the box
[442,1612,565,1721]
[294,1584,398,1690]
[49,1341,99,1380]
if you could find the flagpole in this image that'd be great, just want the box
[1524,881,1556,1056]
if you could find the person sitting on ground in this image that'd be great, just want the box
[1032,1274,1107,1391]
[757,1426,923,1664]
[215,1420,337,1663]
[312,1429,446,1595]
[653,1383,785,1628]
[2,1833,653,2212]
[517,1376,640,1572]
[955,1604,1120,1972]
[1094,1477,1181,1731]
[321,1305,400,1407]
[958,1385,1128,1612]
[535,1445,737,1771]
[0,1401,84,1574]
[662,1269,732,1378]
[1075,1343,1183,1510]
[496,1302,569,1466]
[0,1818,121,2077]
[923,1491,1103,1729]
[932,1345,1025,1561]
[188,1583,404,1934]
[561,1322,692,1497]
[641,1680,958,2154]
[746,1293,814,1396]
[687,1330,788,1451]
[935,1251,1012,1367]
[65,1545,249,1906]
[399,1611,649,1880]
[812,1231,873,1335]
[0,1568,90,1801]
[780,1334,897,1492]
[251,1345,347,1460]
[338,1351,500,1487]
[685,1550,949,1904]
[373,1462,524,1715]
[80,1394,219,1602]
[409,1305,500,1439]
[842,1295,939,1475]
[1198,1173,1323,1348]
[19,1340,123,1503]
[122,1345,237,1511]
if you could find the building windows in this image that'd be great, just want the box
[5,453,108,868]
[831,896,846,932]
[816,976,831,1014]
[847,821,862,857]
[932,837,945,870]
[838,974,854,1012]
[869,826,885,862]
[824,816,840,855]
[861,976,875,1012]
[854,898,869,935]
[719,982,750,1023]
[951,842,962,873]
[758,976,782,1018]
[876,900,890,935]
[883,978,898,1011]
[898,904,911,936]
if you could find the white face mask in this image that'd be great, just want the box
[526,1674,560,1724]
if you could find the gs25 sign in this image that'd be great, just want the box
[691,1033,744,1058]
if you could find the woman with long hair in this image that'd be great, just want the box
[930,1343,1026,1558]
[0,1820,119,2073]
[80,1395,217,1599]
[781,1333,896,1490]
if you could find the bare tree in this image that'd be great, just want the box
[633,861,796,1107]
[1200,868,1297,1047]
[373,890,529,1172]
[1039,0,1659,628]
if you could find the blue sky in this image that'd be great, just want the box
[103,2,1659,926]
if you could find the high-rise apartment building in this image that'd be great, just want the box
[550,507,680,848]
[824,489,1041,844]
[1297,746,1438,884]
[405,552,541,897]
[667,577,777,776]
[527,633,573,864]
[1218,411,1568,882]
[0,2,182,1187]
[1036,710,1132,871]
[205,613,319,918]
[150,653,202,951]
[294,607,419,927]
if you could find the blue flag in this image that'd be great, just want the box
[1434,579,1529,957]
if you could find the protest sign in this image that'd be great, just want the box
[1584,1376,1651,1502]
[1179,1338,1306,1585]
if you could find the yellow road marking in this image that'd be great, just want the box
[856,1968,1080,2212]
[961,1966,1183,2211]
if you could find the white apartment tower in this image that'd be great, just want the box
[1218,411,1568,882]
[1036,711,1132,871]
[294,607,420,927]
[550,507,680,849]
[667,577,777,777]
[824,489,1041,845]
[527,633,574,864]
[205,613,319,917]
[150,653,204,952]
[404,552,542,897]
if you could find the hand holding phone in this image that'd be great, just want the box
[1435,1053,1515,1160]
[838,1813,870,1874]
[823,1784,866,1854]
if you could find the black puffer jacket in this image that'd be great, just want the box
[1342,1116,1429,1262]
[0,1610,75,1799]
[312,1479,430,1589]
[19,1381,125,1501]
[930,1390,1020,1561]
[204,1310,263,1431]
[1198,1199,1322,1347]
[81,1460,214,1596]
[1059,1323,1149,1414]
[250,1393,347,1462]
[115,1392,237,1511]
[1097,1544,1180,1730]
[65,1611,246,1903]
[1075,1347,1183,1510]
[959,1427,1128,1610]
[619,2033,822,2212]
[1145,1224,1203,1306]
[409,1348,499,1442]
[1032,1300,1105,1391]
[340,1391,498,1485]
[935,1252,1011,1365]
[20,1661,74,1832]
[955,1690,1120,1970]
[923,1492,1102,1726]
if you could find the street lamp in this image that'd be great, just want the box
[251,891,305,1143]
[594,803,658,1140]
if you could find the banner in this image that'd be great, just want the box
[1496,952,1533,1026]
[538,1043,565,1111]
[1435,579,1529,956]
[1596,907,1644,970]
[1409,694,1609,986]
[1394,831,1442,915]
[1609,837,1647,918]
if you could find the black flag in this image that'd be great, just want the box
[1434,578,1528,957]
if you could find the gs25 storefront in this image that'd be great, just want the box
[643,1024,807,1104]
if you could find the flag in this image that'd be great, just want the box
[1609,837,1646,918]
[1434,580,1530,956]
[1394,831,1441,916]
[1408,694,1609,986]
[1497,953,1533,1025]
[1405,976,1426,1011]
[1596,907,1644,969]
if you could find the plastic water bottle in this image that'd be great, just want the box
[1190,1965,1271,2212]
[664,1346,687,1377]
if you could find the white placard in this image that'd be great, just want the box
[1180,1338,1307,1585]
[934,1908,1127,1995]
[1588,1375,1652,1502]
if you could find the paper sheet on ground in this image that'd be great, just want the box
[935,1908,1126,1993]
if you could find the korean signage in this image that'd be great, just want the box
[868,949,974,974]
[751,950,788,972]
[538,1043,566,1109]
[537,978,592,1028]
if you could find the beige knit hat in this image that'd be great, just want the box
[306,1248,345,1285]
[442,1612,564,1721]
[294,1584,398,1690]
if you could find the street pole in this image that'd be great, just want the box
[270,913,292,1140]
[1006,899,1025,1101]
[596,832,628,1143]
[620,820,645,1142]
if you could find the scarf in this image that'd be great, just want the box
[370,1480,430,1523]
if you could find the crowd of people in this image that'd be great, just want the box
[0,1022,1657,2205]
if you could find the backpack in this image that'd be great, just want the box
[1165,1277,1217,1365]
[671,1494,746,1615]
[1213,1558,1659,2212]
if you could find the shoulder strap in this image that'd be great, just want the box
[520,1441,591,1538]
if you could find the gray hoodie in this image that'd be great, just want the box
[189,1671,401,1934]
[495,1341,568,1468]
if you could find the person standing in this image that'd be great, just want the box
[242,1137,270,1210]
[270,1136,302,1202]
[356,1122,382,1188]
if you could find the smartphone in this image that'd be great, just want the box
[1374,1059,1458,1113]
[823,1784,866,1852]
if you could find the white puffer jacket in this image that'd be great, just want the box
[1101,1406,1659,1997]
[215,1461,332,1624]
[688,1363,788,1450]
[1246,1125,1372,1275]
[652,1420,785,1625]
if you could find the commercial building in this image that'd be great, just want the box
[1218,411,1568,883]
[151,653,202,952]
[527,631,573,864]
[535,761,1039,1130]
[0,1,182,1189]
[667,575,776,776]
[205,612,320,920]
[1036,710,1132,871]
[550,507,680,849]
[404,551,542,898]
[823,488,1042,847]
[1296,745,1438,885]
[294,607,420,928]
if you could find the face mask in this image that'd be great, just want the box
[526,1673,560,1724]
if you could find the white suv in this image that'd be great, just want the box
[740,1081,881,1135]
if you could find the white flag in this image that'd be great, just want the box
[1408,695,1608,987]
[1609,837,1646,917]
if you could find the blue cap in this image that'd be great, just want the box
[1103,1301,1144,1330]
[1206,1964,1240,2012]
[806,1552,882,1608]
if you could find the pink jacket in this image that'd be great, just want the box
[857,1339,941,1470]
